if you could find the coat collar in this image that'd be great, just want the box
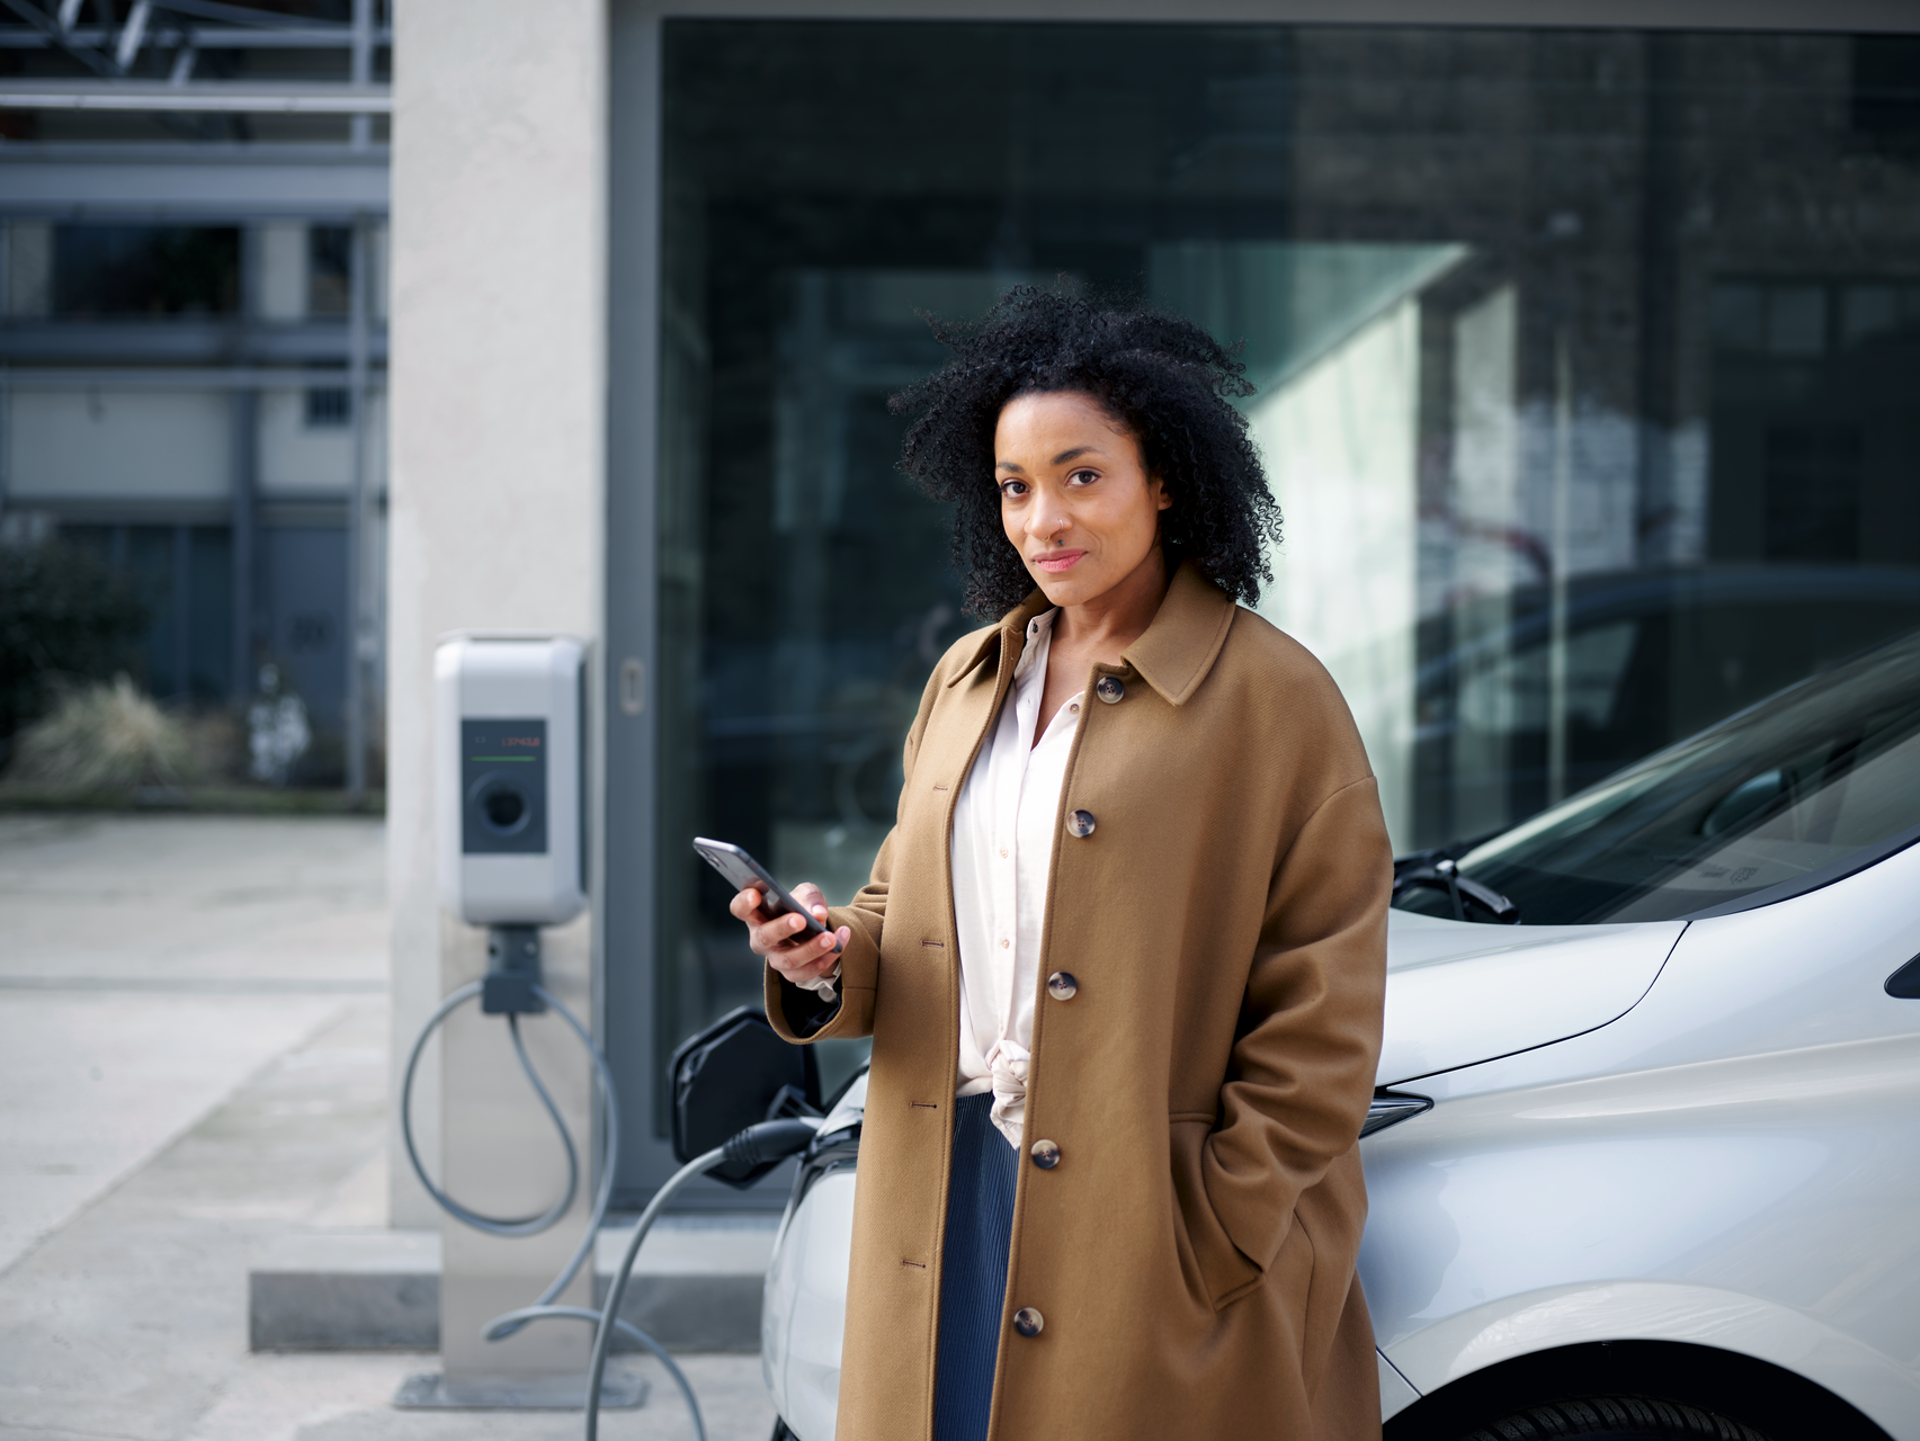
[1122,562,1237,706]
[945,587,1055,688]
[945,562,1235,707]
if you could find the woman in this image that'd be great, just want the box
[731,288,1391,1441]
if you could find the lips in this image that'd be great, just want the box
[1033,550,1087,574]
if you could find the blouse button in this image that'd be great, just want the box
[1066,809,1096,838]
[1046,971,1077,1001]
[1096,675,1125,704]
[999,938,1009,949]
[1012,1307,1044,1338]
[1030,1138,1061,1170]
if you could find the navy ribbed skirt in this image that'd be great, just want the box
[932,1091,1019,1441]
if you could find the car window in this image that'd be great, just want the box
[1395,627,1920,924]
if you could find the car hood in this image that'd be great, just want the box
[1377,911,1685,1086]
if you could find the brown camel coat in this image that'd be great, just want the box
[765,563,1392,1441]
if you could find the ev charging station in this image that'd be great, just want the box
[400,632,624,1408]
[400,632,822,1424]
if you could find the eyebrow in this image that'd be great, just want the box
[994,445,1107,473]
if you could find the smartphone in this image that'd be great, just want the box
[693,837,842,953]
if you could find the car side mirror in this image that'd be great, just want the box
[669,1006,820,1187]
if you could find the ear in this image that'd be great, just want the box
[1151,472,1173,512]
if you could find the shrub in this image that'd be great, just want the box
[0,538,148,746]
[3,674,192,792]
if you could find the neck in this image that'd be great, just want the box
[1053,547,1171,658]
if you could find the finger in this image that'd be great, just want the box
[790,881,827,912]
[751,914,816,956]
[764,919,833,956]
[769,947,837,983]
[728,887,764,922]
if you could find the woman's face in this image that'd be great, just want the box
[994,390,1171,610]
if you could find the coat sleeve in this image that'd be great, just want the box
[1200,773,1391,1287]
[764,659,945,1043]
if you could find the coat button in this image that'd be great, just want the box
[1046,971,1077,1001]
[1030,1139,1060,1169]
[1095,675,1125,704]
[1066,809,1095,838]
[1012,1307,1044,1338]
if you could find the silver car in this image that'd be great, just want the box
[761,628,1920,1441]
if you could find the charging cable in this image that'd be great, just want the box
[578,1118,822,1441]
[398,934,821,1440]
[399,975,618,1345]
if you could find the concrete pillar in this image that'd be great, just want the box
[387,0,609,1386]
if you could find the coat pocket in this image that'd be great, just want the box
[1168,1116,1264,1312]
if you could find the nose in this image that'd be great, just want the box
[1027,489,1069,546]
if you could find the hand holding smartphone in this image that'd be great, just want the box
[695,838,844,964]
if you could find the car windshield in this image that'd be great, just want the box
[1394,627,1920,926]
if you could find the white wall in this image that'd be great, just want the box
[388,0,608,1380]
[5,390,231,500]
[258,388,387,494]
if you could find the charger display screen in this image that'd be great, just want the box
[462,718,549,855]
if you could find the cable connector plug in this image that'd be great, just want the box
[721,1117,819,1172]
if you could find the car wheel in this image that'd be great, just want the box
[1460,1395,1769,1441]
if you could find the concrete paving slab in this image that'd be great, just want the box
[0,814,785,1441]
[0,814,387,988]
[0,991,347,1273]
[177,1353,774,1441]
[246,1217,779,1353]
[0,999,780,1441]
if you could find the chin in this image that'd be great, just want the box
[1029,572,1095,606]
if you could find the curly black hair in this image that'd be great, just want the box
[890,286,1281,620]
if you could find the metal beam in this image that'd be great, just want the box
[0,149,389,217]
[617,0,1920,29]
[343,211,370,801]
[0,326,388,366]
[0,81,391,112]
[349,0,374,148]
[0,366,388,389]
[0,26,393,47]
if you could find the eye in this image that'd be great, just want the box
[1066,468,1099,487]
[998,478,1029,498]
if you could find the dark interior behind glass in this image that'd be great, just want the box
[651,23,1920,1122]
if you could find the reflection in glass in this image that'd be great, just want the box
[654,22,1920,1101]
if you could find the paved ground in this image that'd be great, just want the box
[0,813,777,1441]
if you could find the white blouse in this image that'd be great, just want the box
[800,609,1079,1151]
[950,609,1079,1150]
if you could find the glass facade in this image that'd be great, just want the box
[652,22,1920,1112]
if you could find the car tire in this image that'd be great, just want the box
[1460,1395,1769,1441]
